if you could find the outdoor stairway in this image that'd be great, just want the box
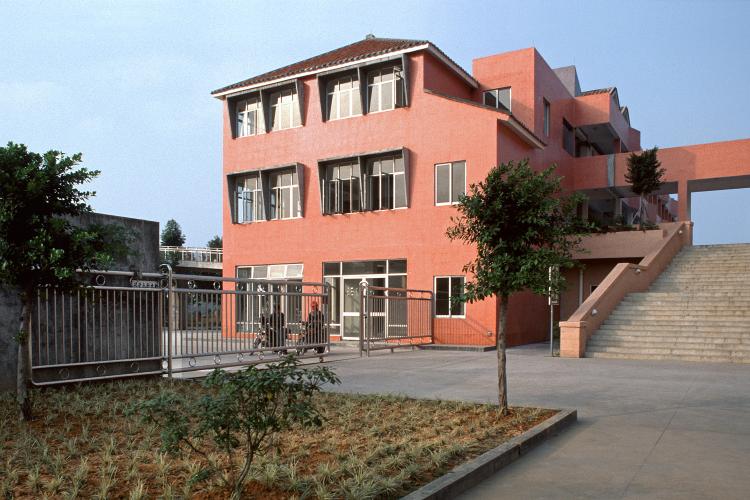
[586,243,750,363]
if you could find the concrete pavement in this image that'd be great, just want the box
[324,344,750,499]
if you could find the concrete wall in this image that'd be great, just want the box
[0,213,159,392]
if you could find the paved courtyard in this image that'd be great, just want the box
[324,344,750,499]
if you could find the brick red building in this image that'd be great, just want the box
[212,36,748,347]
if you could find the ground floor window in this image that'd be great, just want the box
[236,264,303,332]
[323,259,406,338]
[434,276,465,317]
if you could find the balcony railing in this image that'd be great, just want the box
[160,246,223,264]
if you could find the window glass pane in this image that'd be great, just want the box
[381,80,394,110]
[382,68,394,82]
[497,87,511,112]
[270,190,278,219]
[328,91,337,119]
[272,103,282,130]
[394,173,406,208]
[368,84,380,112]
[269,265,285,279]
[388,260,407,273]
[237,267,251,279]
[435,164,451,204]
[483,90,497,107]
[292,186,299,217]
[286,264,303,278]
[450,277,465,315]
[389,275,406,289]
[325,276,340,323]
[342,261,387,275]
[351,178,361,211]
[342,179,351,213]
[383,173,393,209]
[451,162,466,203]
[282,188,291,218]
[292,97,301,127]
[435,277,450,316]
[252,266,268,279]
[323,262,340,275]
[369,174,380,210]
[352,86,362,115]
[280,103,291,129]
[396,74,404,107]
[339,91,350,118]
[247,111,256,135]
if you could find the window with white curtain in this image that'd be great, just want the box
[235,174,264,222]
[367,65,404,113]
[269,169,301,220]
[270,88,301,131]
[367,155,406,210]
[236,96,263,137]
[326,75,362,120]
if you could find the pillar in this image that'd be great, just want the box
[678,181,691,221]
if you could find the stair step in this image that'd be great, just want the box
[589,337,750,347]
[586,352,750,363]
[586,345,750,357]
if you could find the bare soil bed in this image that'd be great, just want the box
[0,378,554,499]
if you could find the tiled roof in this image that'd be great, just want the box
[579,87,615,96]
[212,37,429,95]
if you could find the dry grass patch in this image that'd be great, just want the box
[0,378,554,498]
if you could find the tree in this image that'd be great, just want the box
[625,147,665,228]
[447,160,589,413]
[134,356,339,500]
[0,142,127,420]
[161,219,186,247]
[207,235,222,249]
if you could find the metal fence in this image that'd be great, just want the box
[29,267,331,385]
[359,282,433,356]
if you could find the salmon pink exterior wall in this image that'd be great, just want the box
[217,39,750,347]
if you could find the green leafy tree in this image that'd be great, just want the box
[0,142,127,420]
[625,147,665,228]
[134,356,339,500]
[207,235,222,249]
[447,160,589,413]
[161,219,186,247]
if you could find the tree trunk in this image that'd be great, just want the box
[496,294,509,414]
[17,295,32,421]
[637,195,645,230]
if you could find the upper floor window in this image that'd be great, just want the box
[269,170,301,220]
[270,88,301,131]
[483,87,511,113]
[435,161,466,205]
[327,75,362,120]
[324,161,362,214]
[543,98,550,137]
[236,174,264,223]
[435,276,465,317]
[563,119,575,156]
[367,65,404,113]
[367,155,406,210]
[236,97,263,137]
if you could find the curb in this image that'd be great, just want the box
[418,344,497,352]
[402,408,577,500]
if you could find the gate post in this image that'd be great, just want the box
[359,280,368,357]
[163,264,174,378]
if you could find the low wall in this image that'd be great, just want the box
[0,213,159,392]
[559,222,693,358]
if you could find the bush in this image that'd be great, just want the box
[133,356,339,499]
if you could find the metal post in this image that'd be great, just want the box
[549,304,554,357]
[359,280,368,358]
[163,264,174,378]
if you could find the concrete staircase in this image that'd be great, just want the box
[586,243,750,363]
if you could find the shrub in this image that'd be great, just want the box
[133,356,339,499]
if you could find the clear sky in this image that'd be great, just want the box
[2,0,748,246]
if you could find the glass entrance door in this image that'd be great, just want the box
[341,276,385,339]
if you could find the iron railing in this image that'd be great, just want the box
[160,246,223,264]
[29,267,331,385]
[359,282,433,356]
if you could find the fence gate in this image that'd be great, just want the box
[29,267,332,385]
[359,281,433,356]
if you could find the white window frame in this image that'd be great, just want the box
[483,87,511,113]
[235,174,264,223]
[434,161,466,206]
[236,97,262,137]
[326,75,362,121]
[367,65,402,114]
[368,155,406,211]
[270,88,301,131]
[269,170,301,220]
[543,98,550,137]
[433,276,466,318]
[324,161,361,214]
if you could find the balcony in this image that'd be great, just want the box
[160,246,222,272]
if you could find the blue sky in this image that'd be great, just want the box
[1,0,748,245]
